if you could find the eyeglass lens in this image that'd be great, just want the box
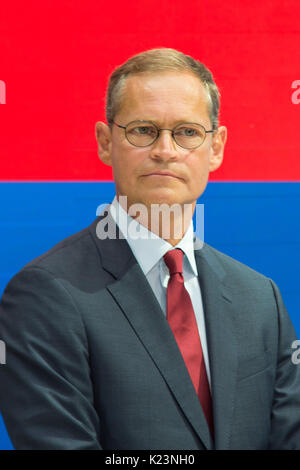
[125,122,207,149]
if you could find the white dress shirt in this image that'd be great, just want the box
[109,197,211,388]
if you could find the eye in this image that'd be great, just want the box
[175,127,199,137]
[130,126,156,136]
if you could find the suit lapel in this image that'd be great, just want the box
[194,243,238,450]
[89,211,213,449]
[90,211,238,449]
[107,261,214,450]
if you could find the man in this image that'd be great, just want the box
[0,48,299,450]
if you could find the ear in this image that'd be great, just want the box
[95,121,113,166]
[208,125,227,172]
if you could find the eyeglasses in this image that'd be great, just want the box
[112,120,214,149]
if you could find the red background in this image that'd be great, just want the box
[1,1,300,450]
[1,0,300,181]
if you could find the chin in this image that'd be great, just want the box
[143,194,187,208]
[126,188,192,209]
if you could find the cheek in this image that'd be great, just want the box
[187,152,210,178]
[111,147,141,181]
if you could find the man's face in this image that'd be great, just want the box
[96,71,227,211]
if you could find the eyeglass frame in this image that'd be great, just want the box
[111,120,215,149]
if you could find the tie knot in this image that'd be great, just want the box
[163,249,184,276]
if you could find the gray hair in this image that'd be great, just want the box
[105,48,220,131]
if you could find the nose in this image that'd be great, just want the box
[149,129,179,161]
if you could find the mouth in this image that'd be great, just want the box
[142,171,183,180]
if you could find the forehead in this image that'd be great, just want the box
[117,71,211,124]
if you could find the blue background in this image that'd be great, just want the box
[0,181,299,449]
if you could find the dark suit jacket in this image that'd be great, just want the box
[0,208,300,450]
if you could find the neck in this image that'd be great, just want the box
[117,196,195,246]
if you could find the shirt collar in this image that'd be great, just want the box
[109,196,198,276]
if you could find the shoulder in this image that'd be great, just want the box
[197,242,268,278]
[20,204,117,278]
[195,241,275,293]
[2,215,112,295]
[22,222,97,276]
[196,243,294,342]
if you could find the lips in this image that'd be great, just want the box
[143,171,183,179]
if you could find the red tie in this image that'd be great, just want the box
[164,248,214,437]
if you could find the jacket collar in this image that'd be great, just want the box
[89,208,238,450]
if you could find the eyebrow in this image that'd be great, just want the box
[132,118,205,126]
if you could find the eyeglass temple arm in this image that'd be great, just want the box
[111,121,126,129]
